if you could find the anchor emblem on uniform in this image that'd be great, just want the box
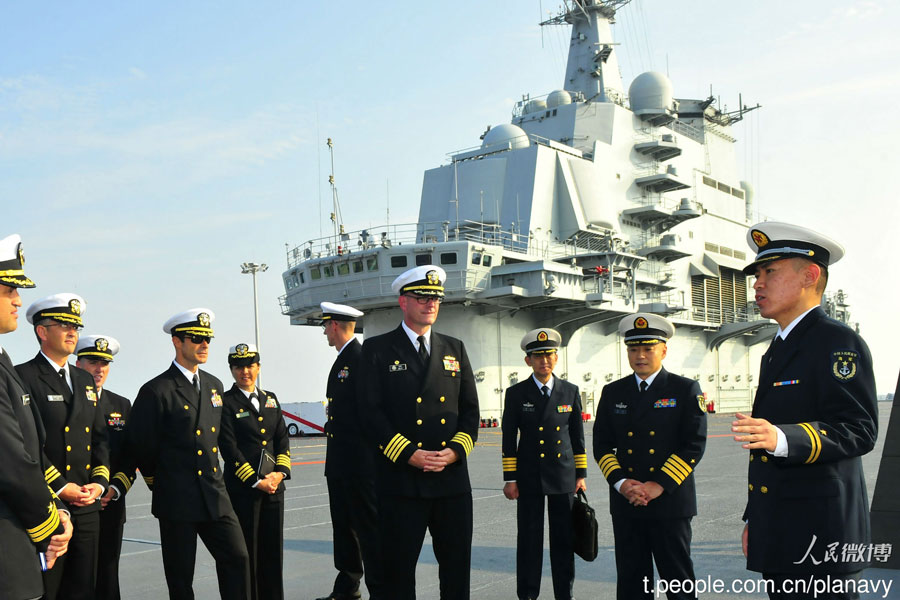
[839,363,851,377]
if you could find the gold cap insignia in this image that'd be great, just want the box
[426,270,439,285]
[537,331,548,342]
[236,343,249,357]
[751,230,769,248]
[17,243,24,266]
[95,338,108,352]
[69,299,82,315]
[198,312,210,327]
[635,317,648,329]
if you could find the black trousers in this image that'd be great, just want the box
[762,572,862,600]
[43,510,100,600]
[611,515,695,600]
[516,493,575,600]
[327,475,384,599]
[158,512,250,600]
[379,492,473,600]
[228,486,285,600]
[96,500,127,600]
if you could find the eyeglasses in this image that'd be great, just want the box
[185,335,211,344]
[45,322,82,332]
[405,294,443,305]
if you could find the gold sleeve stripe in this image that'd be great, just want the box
[660,463,683,484]
[384,434,411,463]
[142,475,154,486]
[276,454,292,468]
[113,472,133,492]
[44,466,61,484]
[26,503,61,543]
[799,422,822,464]
[661,454,692,484]
[574,453,588,469]
[451,432,474,456]
[91,466,110,481]
[597,453,621,478]
[502,457,517,472]
[235,463,255,482]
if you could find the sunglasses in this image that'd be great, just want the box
[185,335,212,344]
[45,322,83,332]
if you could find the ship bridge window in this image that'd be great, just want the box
[440,252,457,265]
[310,267,321,281]
[391,255,408,268]
[352,260,364,273]
[482,254,493,267]
[323,265,334,278]
[337,262,350,276]
[471,252,482,266]
[298,272,305,284]
[415,253,432,266]
[366,257,378,271]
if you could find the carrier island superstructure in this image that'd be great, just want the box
[278,0,853,418]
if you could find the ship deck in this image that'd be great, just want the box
[116,401,897,599]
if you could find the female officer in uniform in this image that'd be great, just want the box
[219,344,291,600]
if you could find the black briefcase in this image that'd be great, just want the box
[571,490,599,561]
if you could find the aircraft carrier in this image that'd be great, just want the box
[278,0,854,418]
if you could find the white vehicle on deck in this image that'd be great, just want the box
[281,401,327,437]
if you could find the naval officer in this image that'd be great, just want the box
[0,234,72,600]
[359,265,480,600]
[74,335,131,600]
[219,343,291,600]
[732,222,877,599]
[501,328,586,600]
[125,308,250,600]
[593,313,707,600]
[316,302,384,600]
[17,293,110,600]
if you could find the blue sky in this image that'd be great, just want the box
[2,0,897,398]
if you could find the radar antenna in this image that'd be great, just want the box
[540,0,633,27]
[326,138,345,254]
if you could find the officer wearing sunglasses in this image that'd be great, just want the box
[125,308,251,600]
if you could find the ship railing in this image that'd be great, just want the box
[690,306,760,325]
[669,119,705,144]
[286,221,623,269]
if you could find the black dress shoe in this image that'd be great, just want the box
[314,594,362,600]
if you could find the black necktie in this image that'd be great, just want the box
[192,373,201,396]
[417,335,429,366]
[639,380,648,393]
[541,385,550,399]
[767,336,783,363]
[250,392,260,412]
[0,349,13,371]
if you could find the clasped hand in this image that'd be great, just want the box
[408,448,458,472]
[620,479,663,506]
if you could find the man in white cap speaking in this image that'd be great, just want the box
[502,328,586,600]
[732,222,877,599]
[75,334,130,600]
[359,265,479,599]
[593,312,707,600]
[125,308,250,600]
[0,234,72,600]
[316,302,384,600]
[17,293,110,600]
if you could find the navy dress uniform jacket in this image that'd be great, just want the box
[593,368,707,518]
[125,364,233,521]
[96,389,131,600]
[359,326,479,498]
[502,376,587,495]
[743,307,878,575]
[16,354,111,512]
[219,385,291,493]
[0,350,65,600]
[325,338,375,477]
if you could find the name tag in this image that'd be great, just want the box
[654,398,677,408]
[22,394,30,406]
[614,401,627,415]
[557,405,573,413]
[48,394,65,402]
[235,411,250,419]
[389,363,407,372]
[773,379,800,387]
[522,401,535,413]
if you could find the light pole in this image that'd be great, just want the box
[240,261,268,355]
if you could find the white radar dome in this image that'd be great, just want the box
[546,90,572,108]
[523,99,547,114]
[482,123,530,150]
[628,71,675,113]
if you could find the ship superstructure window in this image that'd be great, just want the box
[415,254,432,266]
[391,256,408,268]
[472,252,482,266]
[691,267,748,324]
[353,260,364,273]
[298,272,305,284]
[482,254,493,267]
[310,267,321,281]
[366,257,378,271]
[440,252,457,265]
[323,265,334,278]
[337,262,350,276]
